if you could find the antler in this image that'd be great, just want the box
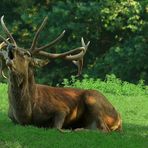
[1,16,17,47]
[72,38,90,76]
[30,16,48,52]
[28,16,90,75]
[30,16,65,54]
[36,38,89,60]
[36,37,90,76]
[0,59,7,79]
[0,49,8,79]
[0,35,10,45]
[0,15,90,76]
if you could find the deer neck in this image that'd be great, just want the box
[8,68,36,123]
[9,68,35,94]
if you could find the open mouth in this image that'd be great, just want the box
[6,45,15,70]
[6,50,14,70]
[8,48,14,60]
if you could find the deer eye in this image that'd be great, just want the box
[23,51,31,57]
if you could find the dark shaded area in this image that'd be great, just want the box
[0,0,147,85]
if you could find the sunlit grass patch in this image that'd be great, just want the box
[0,79,148,148]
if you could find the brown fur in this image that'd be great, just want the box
[7,59,122,132]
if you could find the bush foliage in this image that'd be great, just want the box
[62,74,148,96]
[0,0,147,84]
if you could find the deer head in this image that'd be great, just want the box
[0,16,90,79]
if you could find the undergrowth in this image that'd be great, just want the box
[62,74,148,96]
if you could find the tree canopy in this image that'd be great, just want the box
[0,0,147,85]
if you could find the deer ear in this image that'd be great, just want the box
[30,58,49,67]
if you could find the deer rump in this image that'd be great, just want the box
[9,84,121,132]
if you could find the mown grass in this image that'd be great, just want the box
[0,77,148,148]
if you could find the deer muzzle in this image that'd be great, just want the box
[6,58,13,68]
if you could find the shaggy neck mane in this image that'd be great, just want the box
[9,68,35,95]
[8,67,35,121]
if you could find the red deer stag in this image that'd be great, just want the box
[0,16,122,132]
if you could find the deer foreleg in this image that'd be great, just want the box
[8,107,18,124]
[53,111,66,129]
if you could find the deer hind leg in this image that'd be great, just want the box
[85,114,111,132]
[84,96,111,132]
[97,117,111,132]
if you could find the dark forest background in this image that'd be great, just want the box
[0,0,147,85]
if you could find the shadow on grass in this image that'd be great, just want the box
[0,112,148,148]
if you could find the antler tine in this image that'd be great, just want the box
[30,16,48,52]
[0,36,10,46]
[72,38,90,76]
[63,38,90,61]
[81,37,85,47]
[1,70,7,79]
[81,37,90,50]
[35,38,90,60]
[0,51,8,79]
[1,16,17,46]
[35,38,90,75]
[31,30,65,55]
[37,46,85,59]
[72,59,83,76]
[0,60,7,79]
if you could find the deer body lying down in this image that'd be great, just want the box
[9,81,122,132]
[0,16,122,132]
[8,64,122,132]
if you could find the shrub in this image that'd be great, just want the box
[62,74,148,96]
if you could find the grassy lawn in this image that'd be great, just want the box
[0,83,148,148]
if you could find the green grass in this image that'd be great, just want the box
[0,81,148,148]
